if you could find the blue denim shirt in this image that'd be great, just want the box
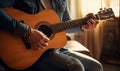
[0,0,82,36]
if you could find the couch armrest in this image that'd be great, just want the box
[65,40,91,56]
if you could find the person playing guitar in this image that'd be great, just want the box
[0,0,115,71]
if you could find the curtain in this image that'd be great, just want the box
[68,0,119,60]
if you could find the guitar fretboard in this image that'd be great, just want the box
[50,17,89,33]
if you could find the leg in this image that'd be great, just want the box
[59,48,103,71]
[25,49,85,71]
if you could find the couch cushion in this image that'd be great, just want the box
[65,40,91,56]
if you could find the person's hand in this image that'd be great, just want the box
[82,13,99,31]
[28,29,50,50]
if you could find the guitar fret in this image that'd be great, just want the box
[59,23,63,32]
[61,22,66,32]
[64,22,69,31]
[51,19,83,33]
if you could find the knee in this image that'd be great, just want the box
[87,60,103,71]
[66,57,85,71]
[93,62,103,71]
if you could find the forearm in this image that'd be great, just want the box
[0,8,28,37]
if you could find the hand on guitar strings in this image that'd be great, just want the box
[82,13,99,31]
[27,29,50,50]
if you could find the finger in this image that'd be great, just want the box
[39,40,48,47]
[37,44,44,49]
[82,25,89,30]
[32,42,44,50]
[43,35,50,42]
[87,20,92,26]
[91,19,99,24]
[31,42,39,49]
[87,13,96,19]
[30,40,42,50]
[35,40,48,50]
[43,38,49,43]
[88,19,98,25]
[86,21,94,29]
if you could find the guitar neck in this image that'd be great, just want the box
[50,16,98,33]
[50,9,115,34]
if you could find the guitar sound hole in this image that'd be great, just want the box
[38,25,52,37]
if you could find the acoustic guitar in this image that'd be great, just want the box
[0,8,115,70]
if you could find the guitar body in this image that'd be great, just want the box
[0,8,67,70]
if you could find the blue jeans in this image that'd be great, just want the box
[59,48,103,71]
[0,48,103,71]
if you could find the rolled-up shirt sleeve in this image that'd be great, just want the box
[0,8,28,37]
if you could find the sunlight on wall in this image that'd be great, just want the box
[81,0,105,17]
[68,0,119,19]
[110,0,119,17]
[68,0,78,19]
